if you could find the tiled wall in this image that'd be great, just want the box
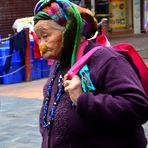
[0,0,37,38]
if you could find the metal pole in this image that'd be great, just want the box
[101,18,108,37]
[81,0,85,6]
[24,28,32,81]
[91,0,95,13]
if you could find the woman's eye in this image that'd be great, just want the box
[43,35,48,39]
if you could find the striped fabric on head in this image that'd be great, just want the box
[39,2,67,26]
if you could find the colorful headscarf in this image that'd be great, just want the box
[34,0,98,66]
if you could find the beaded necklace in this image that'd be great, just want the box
[43,63,64,135]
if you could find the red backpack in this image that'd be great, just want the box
[67,34,148,96]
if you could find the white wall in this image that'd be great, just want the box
[91,0,95,13]
[133,0,141,33]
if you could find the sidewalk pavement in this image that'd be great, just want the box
[0,78,47,99]
[0,96,42,148]
[0,79,46,148]
[110,33,148,65]
[110,33,148,52]
[0,33,148,148]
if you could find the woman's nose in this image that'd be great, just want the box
[39,38,45,45]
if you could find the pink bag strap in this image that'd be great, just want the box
[76,40,88,61]
[67,46,102,79]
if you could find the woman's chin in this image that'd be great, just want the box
[42,52,60,60]
[42,53,53,59]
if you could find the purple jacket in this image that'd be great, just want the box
[40,41,148,148]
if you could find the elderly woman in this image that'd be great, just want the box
[34,0,148,148]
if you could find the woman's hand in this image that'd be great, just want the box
[64,74,83,106]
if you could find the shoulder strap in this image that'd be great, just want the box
[67,46,102,79]
[76,40,88,61]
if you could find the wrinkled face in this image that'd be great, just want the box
[34,20,64,59]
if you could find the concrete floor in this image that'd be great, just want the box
[0,78,47,100]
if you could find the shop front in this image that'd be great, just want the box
[108,0,133,35]
[83,0,134,36]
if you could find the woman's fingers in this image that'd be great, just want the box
[64,80,70,88]
[63,74,68,81]
[64,75,81,91]
[63,75,82,106]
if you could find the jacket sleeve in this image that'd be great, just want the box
[77,55,148,129]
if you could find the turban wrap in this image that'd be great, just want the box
[34,0,98,67]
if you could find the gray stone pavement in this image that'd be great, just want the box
[110,33,148,64]
[144,123,148,145]
[110,33,148,52]
[0,96,42,148]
